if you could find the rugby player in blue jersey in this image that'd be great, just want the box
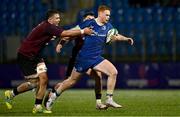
[54,12,107,110]
[44,5,134,112]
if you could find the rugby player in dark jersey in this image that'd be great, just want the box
[48,12,107,110]
[4,9,93,114]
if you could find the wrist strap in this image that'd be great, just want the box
[80,29,84,34]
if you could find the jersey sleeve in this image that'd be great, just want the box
[78,19,93,29]
[47,25,64,37]
[108,23,114,31]
[106,23,115,37]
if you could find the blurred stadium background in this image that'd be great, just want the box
[0,0,180,89]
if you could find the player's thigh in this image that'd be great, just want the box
[26,78,39,84]
[26,78,39,88]
[93,59,118,76]
[17,53,38,79]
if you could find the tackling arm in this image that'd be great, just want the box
[56,25,83,53]
[60,27,93,37]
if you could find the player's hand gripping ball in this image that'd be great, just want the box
[106,28,118,44]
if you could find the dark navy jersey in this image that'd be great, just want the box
[18,21,64,58]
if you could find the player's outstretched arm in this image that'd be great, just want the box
[111,34,134,45]
[60,27,93,37]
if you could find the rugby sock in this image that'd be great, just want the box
[52,87,61,97]
[107,90,113,95]
[12,88,19,96]
[35,98,43,105]
[55,87,63,97]
[52,87,56,93]
[106,90,113,100]
[106,94,113,98]
[48,87,62,103]
[95,93,102,100]
[96,93,102,104]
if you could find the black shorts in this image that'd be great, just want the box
[17,52,44,77]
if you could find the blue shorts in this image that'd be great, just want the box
[74,56,104,73]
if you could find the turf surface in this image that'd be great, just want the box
[0,89,180,116]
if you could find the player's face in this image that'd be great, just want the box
[51,13,61,26]
[101,10,110,23]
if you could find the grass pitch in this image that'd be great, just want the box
[0,89,180,116]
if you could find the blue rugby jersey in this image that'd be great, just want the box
[77,19,113,60]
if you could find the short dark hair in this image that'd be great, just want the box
[46,9,60,20]
[83,12,95,19]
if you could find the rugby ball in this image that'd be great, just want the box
[106,28,118,43]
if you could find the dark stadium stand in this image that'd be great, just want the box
[0,0,179,62]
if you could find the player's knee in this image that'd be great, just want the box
[27,79,39,89]
[68,77,78,86]
[110,69,118,78]
[27,82,37,89]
